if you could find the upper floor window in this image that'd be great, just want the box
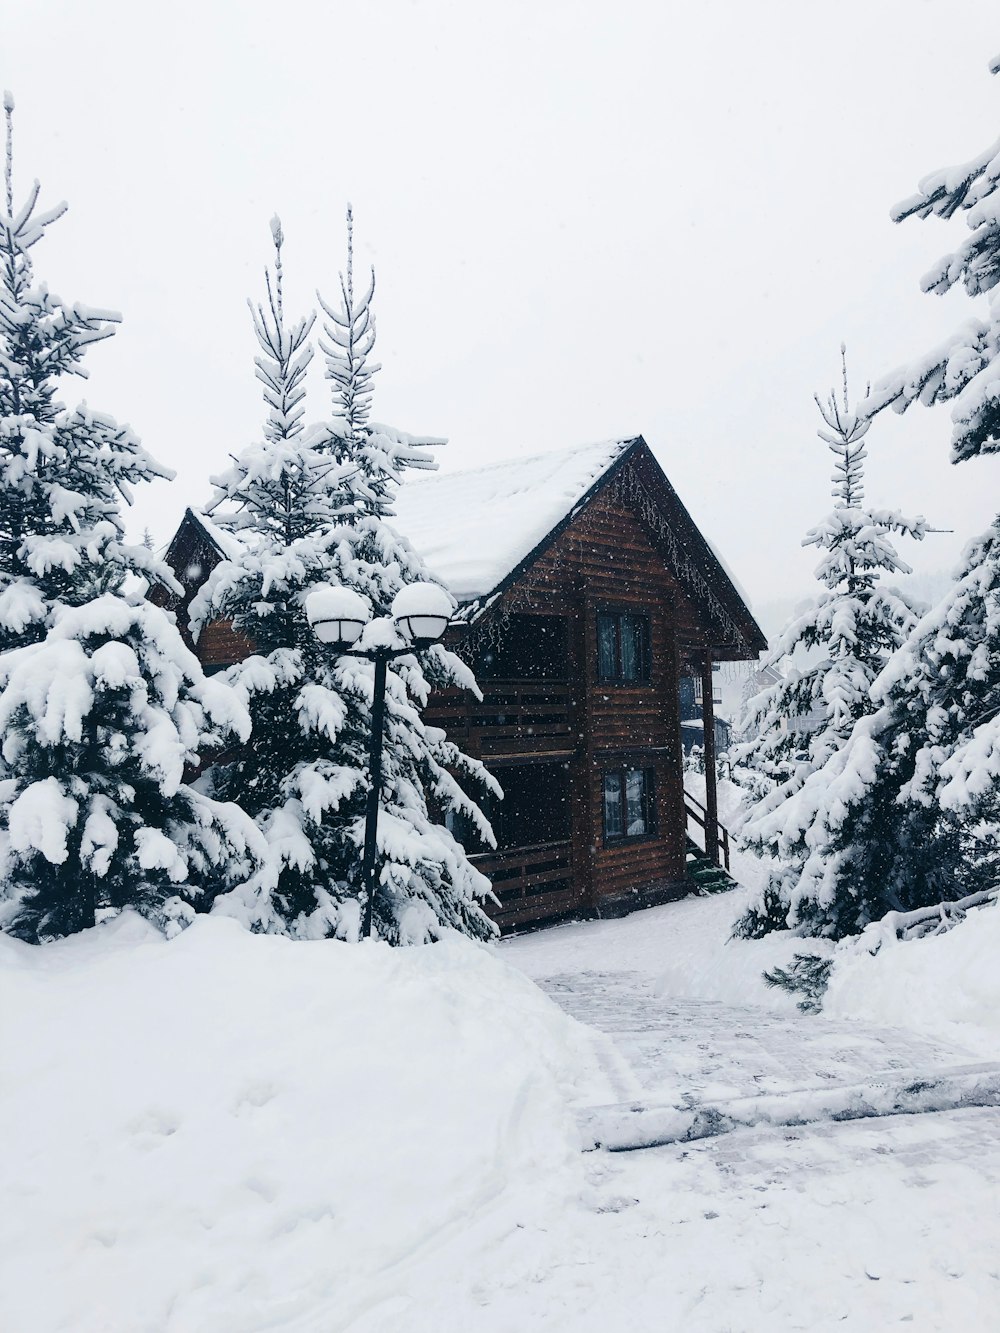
[597,612,650,683]
[476,615,568,680]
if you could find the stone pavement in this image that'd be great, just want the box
[537,969,1000,1152]
[539,968,978,1108]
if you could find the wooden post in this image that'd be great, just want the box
[662,628,687,885]
[574,581,600,914]
[700,650,719,866]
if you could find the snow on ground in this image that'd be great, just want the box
[825,900,1000,1060]
[507,888,814,1014]
[0,913,609,1333]
[4,824,1000,1330]
[497,893,1000,1332]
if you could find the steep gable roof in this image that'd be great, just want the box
[166,435,765,658]
[391,436,765,655]
[389,438,632,604]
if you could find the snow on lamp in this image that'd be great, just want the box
[305,585,370,648]
[391,582,453,648]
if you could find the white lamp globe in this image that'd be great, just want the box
[305,585,371,648]
[391,582,453,647]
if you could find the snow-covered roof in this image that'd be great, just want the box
[173,435,764,655]
[390,439,632,604]
[194,511,246,563]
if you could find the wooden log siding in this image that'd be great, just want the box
[427,484,700,924]
[198,618,255,671]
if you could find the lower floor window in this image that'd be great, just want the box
[446,761,571,851]
[602,766,655,841]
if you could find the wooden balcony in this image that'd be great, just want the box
[472,839,577,930]
[425,679,576,759]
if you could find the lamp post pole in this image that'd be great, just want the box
[305,581,454,941]
[331,642,419,939]
[358,648,391,940]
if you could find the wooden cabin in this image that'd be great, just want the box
[159,436,765,932]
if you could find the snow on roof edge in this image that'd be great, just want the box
[389,438,636,607]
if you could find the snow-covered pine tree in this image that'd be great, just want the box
[0,94,263,943]
[0,92,171,648]
[734,526,1000,940]
[736,72,1000,941]
[0,597,263,941]
[195,212,499,943]
[733,351,925,937]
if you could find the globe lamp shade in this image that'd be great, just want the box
[305,585,371,648]
[391,582,453,647]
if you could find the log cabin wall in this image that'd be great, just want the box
[426,481,708,930]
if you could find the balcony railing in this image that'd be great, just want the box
[471,838,576,929]
[425,679,574,756]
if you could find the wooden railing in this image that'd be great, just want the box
[684,791,730,871]
[471,839,575,929]
[425,680,575,757]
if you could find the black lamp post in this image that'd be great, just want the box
[305,580,454,939]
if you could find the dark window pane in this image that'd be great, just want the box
[597,612,650,681]
[491,763,571,850]
[476,616,568,679]
[620,616,641,680]
[597,614,617,680]
[625,768,647,836]
[603,771,623,839]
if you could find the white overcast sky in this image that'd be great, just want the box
[4,0,999,633]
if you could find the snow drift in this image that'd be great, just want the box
[0,915,603,1332]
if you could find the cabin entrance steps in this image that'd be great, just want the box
[684,836,736,893]
[683,789,737,892]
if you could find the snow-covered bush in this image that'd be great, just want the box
[0,95,262,941]
[194,213,499,943]
[683,744,705,777]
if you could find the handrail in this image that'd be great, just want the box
[685,790,709,817]
[683,790,730,872]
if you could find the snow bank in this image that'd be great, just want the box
[653,896,831,1013]
[826,901,1000,1059]
[0,915,604,1332]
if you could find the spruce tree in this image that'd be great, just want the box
[0,92,170,649]
[0,94,262,942]
[195,212,499,943]
[735,528,1000,940]
[738,68,1000,940]
[734,352,925,937]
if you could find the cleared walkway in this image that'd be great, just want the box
[536,968,1000,1148]
[540,968,977,1104]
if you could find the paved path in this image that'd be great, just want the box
[539,968,980,1110]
